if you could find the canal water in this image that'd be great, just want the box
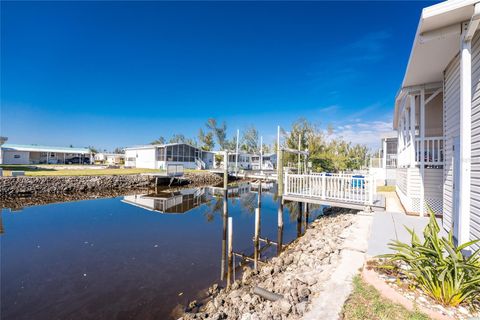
[1,182,324,320]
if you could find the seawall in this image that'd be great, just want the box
[0,171,223,197]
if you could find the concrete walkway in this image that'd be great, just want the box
[367,211,445,257]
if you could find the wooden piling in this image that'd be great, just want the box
[220,189,228,281]
[297,202,303,238]
[277,151,284,196]
[254,208,260,270]
[304,203,310,232]
[277,198,284,255]
[224,151,228,189]
[227,216,233,288]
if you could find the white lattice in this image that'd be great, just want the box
[411,197,442,215]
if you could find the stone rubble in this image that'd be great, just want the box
[180,211,357,320]
[0,171,223,197]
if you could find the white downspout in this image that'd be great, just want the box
[458,3,480,246]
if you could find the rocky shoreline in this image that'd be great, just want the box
[180,211,357,320]
[0,171,223,197]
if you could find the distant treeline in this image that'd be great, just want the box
[150,118,370,172]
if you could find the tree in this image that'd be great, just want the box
[151,136,166,145]
[169,134,186,144]
[206,118,228,150]
[198,129,215,151]
[114,147,125,154]
[88,146,99,154]
[0,136,8,145]
[241,126,259,153]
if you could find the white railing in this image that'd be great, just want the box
[195,158,206,170]
[386,154,397,168]
[284,172,376,205]
[415,136,444,165]
[397,136,444,167]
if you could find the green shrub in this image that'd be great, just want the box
[379,210,480,309]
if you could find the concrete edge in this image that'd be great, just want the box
[361,267,454,320]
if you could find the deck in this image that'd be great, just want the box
[283,172,384,211]
[210,169,385,211]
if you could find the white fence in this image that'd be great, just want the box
[284,172,376,205]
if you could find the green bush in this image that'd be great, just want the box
[379,210,480,309]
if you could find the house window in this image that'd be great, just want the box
[14,155,21,159]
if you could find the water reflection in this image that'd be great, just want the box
[2,182,323,320]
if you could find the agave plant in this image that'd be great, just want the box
[379,210,480,309]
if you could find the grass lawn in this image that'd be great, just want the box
[342,276,430,320]
[0,165,161,176]
[377,185,396,192]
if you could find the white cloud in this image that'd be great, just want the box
[331,119,393,150]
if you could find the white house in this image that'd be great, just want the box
[124,143,214,170]
[394,0,480,249]
[0,144,92,165]
[369,132,398,186]
[213,151,277,170]
[94,153,125,165]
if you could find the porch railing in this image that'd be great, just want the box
[284,172,376,205]
[415,136,444,165]
[398,136,444,167]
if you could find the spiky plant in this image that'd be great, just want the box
[379,209,480,309]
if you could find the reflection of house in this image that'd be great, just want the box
[209,183,252,198]
[250,181,275,193]
[94,153,125,165]
[124,143,214,170]
[393,0,480,249]
[122,188,208,214]
[0,144,92,165]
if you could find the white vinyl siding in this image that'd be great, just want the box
[470,33,480,249]
[443,54,461,233]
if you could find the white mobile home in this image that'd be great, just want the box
[124,143,214,170]
[0,144,92,165]
[370,132,398,186]
[213,151,277,170]
[94,153,125,165]
[394,0,480,249]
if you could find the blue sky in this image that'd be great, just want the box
[1,1,435,150]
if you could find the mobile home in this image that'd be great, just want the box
[124,143,214,170]
[94,153,125,165]
[213,151,277,170]
[0,144,92,165]
[394,0,480,249]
